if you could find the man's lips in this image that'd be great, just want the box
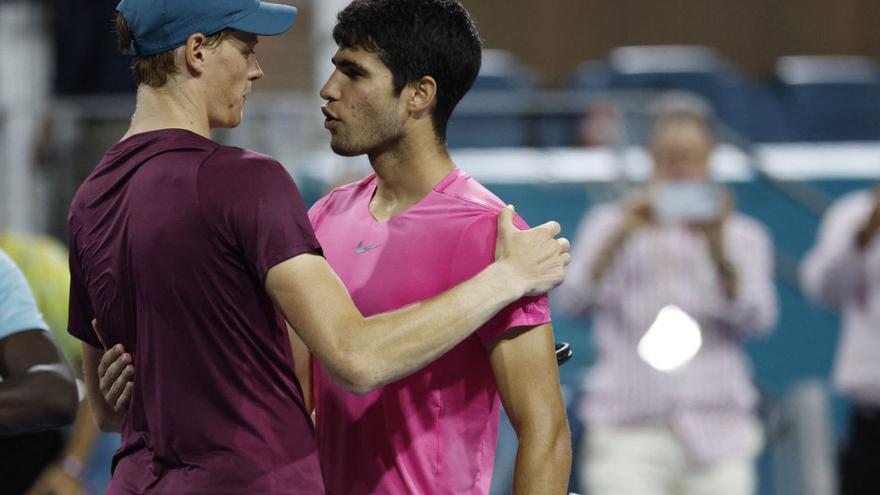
[322,107,340,129]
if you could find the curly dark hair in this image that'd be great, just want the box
[333,0,482,141]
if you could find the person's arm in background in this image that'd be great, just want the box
[801,190,878,308]
[553,202,632,318]
[267,206,569,394]
[1,234,103,495]
[25,400,101,495]
[489,323,571,494]
[0,250,77,435]
[0,329,77,435]
[692,215,778,337]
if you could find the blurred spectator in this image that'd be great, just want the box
[36,0,135,238]
[800,186,880,495]
[577,100,622,148]
[0,0,52,231]
[0,247,78,493]
[1,232,110,495]
[555,107,778,495]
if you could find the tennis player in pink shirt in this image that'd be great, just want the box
[302,0,572,493]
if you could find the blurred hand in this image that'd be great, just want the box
[24,463,84,495]
[592,191,653,283]
[495,205,571,297]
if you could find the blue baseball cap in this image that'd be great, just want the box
[117,0,298,56]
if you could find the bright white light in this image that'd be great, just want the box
[637,305,703,372]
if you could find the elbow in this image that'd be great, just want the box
[327,351,383,395]
[515,412,572,460]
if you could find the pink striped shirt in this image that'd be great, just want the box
[554,200,778,466]
[800,189,880,407]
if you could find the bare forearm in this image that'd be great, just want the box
[0,371,77,435]
[512,425,572,495]
[342,262,522,392]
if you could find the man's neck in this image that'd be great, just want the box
[368,135,454,222]
[122,83,211,141]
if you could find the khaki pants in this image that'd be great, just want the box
[580,422,762,495]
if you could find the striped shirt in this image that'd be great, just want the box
[800,189,880,407]
[554,200,778,466]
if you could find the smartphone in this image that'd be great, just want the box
[555,342,573,366]
[652,180,722,223]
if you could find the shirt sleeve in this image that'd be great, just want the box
[551,203,625,318]
[800,192,872,308]
[702,216,779,337]
[198,148,322,281]
[66,219,103,349]
[448,212,551,348]
[0,249,49,340]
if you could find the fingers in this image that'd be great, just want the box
[496,204,516,234]
[99,347,132,406]
[558,237,570,254]
[534,220,561,238]
[97,344,124,377]
[115,380,134,412]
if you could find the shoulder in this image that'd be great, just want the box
[432,170,533,235]
[201,145,288,178]
[825,189,873,222]
[197,145,298,200]
[0,249,33,306]
[434,169,506,214]
[727,212,773,244]
[310,174,374,217]
[0,249,19,282]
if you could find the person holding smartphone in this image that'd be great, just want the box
[800,185,880,495]
[555,104,778,495]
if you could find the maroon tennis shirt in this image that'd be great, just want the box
[67,129,325,494]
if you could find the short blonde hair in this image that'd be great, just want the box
[115,12,230,88]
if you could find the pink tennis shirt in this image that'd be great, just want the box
[308,168,551,494]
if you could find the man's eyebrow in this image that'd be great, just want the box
[333,57,368,73]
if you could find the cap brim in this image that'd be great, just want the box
[228,2,298,36]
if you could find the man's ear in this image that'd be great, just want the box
[183,33,210,76]
[407,75,438,116]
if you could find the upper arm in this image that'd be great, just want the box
[488,323,567,433]
[266,252,363,384]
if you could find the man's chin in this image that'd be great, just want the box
[329,141,362,157]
